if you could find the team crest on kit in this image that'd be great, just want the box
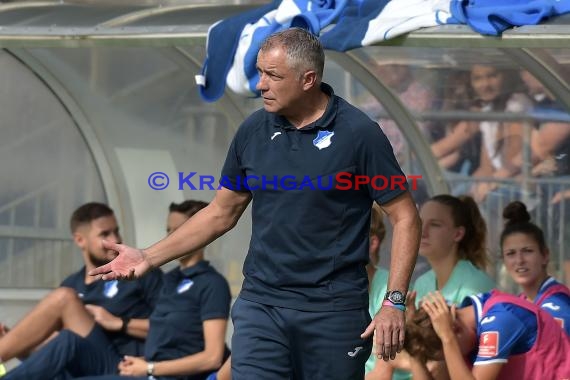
[177,278,194,294]
[313,130,334,150]
[103,280,119,298]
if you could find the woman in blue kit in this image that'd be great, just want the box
[501,200,570,335]
[403,290,570,380]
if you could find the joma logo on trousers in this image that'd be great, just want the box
[347,346,363,358]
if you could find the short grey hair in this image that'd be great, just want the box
[259,27,325,80]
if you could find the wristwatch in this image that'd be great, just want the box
[147,361,155,377]
[384,290,406,305]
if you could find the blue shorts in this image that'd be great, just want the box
[231,297,372,380]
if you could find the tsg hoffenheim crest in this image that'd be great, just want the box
[103,280,119,298]
[177,278,194,294]
[313,130,334,150]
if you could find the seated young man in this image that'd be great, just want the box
[76,200,231,380]
[0,202,163,379]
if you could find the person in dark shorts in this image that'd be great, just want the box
[91,28,420,380]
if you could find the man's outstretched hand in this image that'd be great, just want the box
[361,305,405,361]
[89,240,151,280]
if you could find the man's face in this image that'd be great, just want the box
[74,215,121,267]
[502,232,548,289]
[255,47,308,116]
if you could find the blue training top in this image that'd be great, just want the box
[145,261,231,365]
[61,267,163,356]
[221,83,407,312]
[529,277,570,336]
[462,292,536,365]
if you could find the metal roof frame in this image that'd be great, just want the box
[0,3,567,48]
[1,1,568,199]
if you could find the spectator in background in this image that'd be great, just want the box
[494,70,570,179]
[501,201,570,335]
[481,70,570,254]
[551,189,570,207]
[0,202,163,379]
[521,69,564,114]
[359,62,437,168]
[358,61,437,206]
[519,69,570,186]
[429,65,531,199]
[431,69,481,176]
[466,65,532,202]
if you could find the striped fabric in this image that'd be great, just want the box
[196,0,570,102]
[198,0,346,102]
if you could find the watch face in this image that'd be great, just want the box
[389,291,405,304]
[147,362,155,376]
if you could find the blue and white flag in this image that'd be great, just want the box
[196,0,570,101]
[321,0,457,51]
[198,0,347,102]
[450,0,570,35]
[197,0,279,102]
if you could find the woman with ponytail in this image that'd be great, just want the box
[501,201,570,335]
[367,194,494,380]
[413,194,494,304]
